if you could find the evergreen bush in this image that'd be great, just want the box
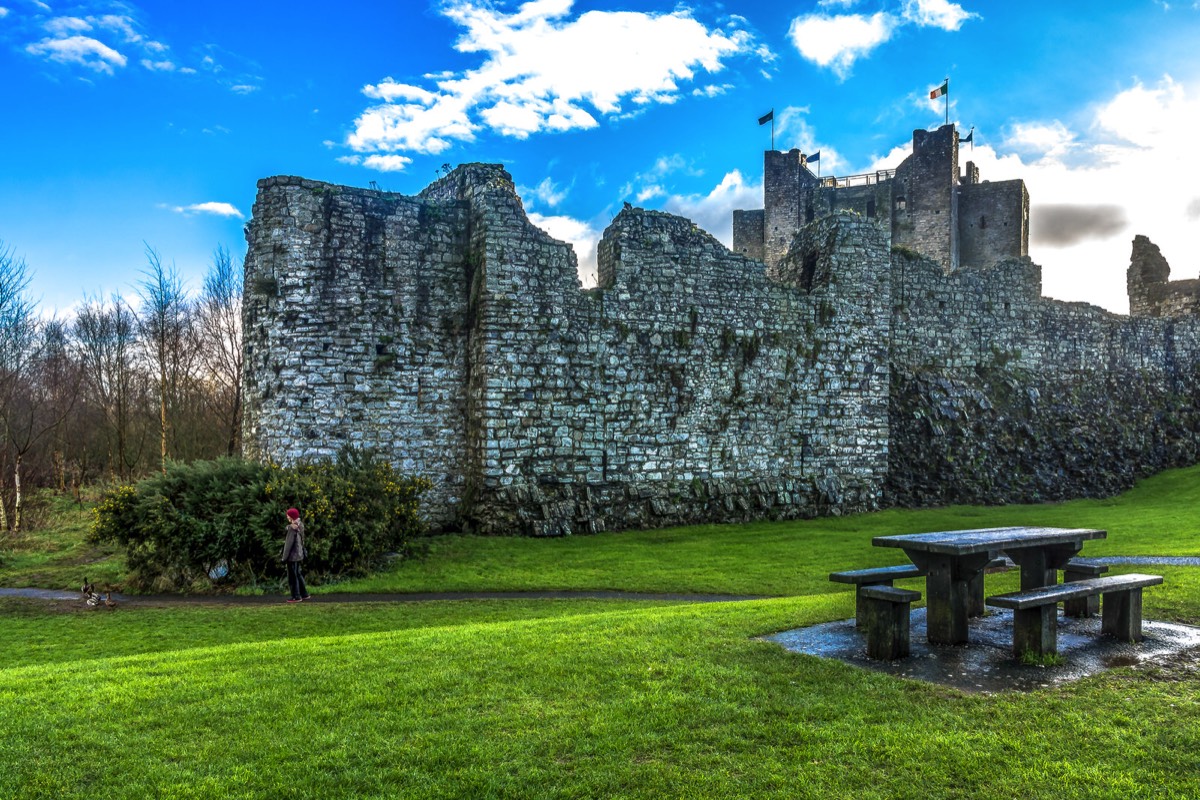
[91,449,431,592]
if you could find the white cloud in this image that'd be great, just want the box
[662,170,763,245]
[951,77,1200,313]
[26,35,127,74]
[362,154,413,172]
[636,185,665,203]
[171,202,245,219]
[140,58,175,72]
[93,14,142,43]
[526,211,602,287]
[522,177,567,208]
[0,7,10,18]
[230,84,259,94]
[1004,120,1077,161]
[790,0,975,76]
[44,17,92,36]
[901,0,976,30]
[345,0,757,157]
[787,12,894,78]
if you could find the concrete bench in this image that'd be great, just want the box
[860,585,922,661]
[985,573,1163,658]
[832,557,1009,628]
[1062,559,1110,617]
[830,565,923,629]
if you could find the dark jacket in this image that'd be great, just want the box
[281,519,306,562]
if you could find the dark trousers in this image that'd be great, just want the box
[286,561,308,599]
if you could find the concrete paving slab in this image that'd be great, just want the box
[765,607,1200,693]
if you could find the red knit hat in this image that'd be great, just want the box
[286,508,300,520]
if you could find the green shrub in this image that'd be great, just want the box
[91,450,431,592]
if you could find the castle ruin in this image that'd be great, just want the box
[242,131,1200,535]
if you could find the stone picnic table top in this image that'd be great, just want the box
[871,526,1108,645]
[872,526,1107,556]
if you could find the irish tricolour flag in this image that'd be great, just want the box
[930,80,948,99]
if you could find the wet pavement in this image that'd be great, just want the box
[766,607,1200,693]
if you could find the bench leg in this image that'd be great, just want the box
[1101,588,1144,642]
[968,569,986,618]
[855,580,895,630]
[1012,605,1058,658]
[865,598,912,661]
[1063,571,1100,618]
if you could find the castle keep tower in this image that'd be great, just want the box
[734,124,1029,274]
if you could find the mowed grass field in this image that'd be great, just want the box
[3,467,1200,798]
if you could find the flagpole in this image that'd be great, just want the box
[771,115,775,151]
[944,76,949,126]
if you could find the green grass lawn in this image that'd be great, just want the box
[2,467,1200,798]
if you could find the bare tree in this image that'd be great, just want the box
[137,245,196,474]
[0,242,38,531]
[4,320,81,529]
[74,293,141,480]
[195,245,244,456]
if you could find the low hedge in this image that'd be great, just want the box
[91,449,431,592]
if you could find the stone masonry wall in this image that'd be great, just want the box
[958,179,1028,270]
[1127,234,1200,317]
[886,249,1200,505]
[245,168,894,534]
[245,164,1200,535]
[242,176,473,529]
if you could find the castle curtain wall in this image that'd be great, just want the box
[886,250,1200,505]
[244,165,1200,535]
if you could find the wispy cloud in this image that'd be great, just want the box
[20,5,255,89]
[169,202,245,219]
[344,0,760,159]
[0,7,10,18]
[26,35,127,74]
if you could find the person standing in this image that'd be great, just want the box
[281,507,310,603]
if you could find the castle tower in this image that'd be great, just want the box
[891,124,959,273]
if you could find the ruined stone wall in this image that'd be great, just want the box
[731,209,765,261]
[242,176,473,529]
[1127,234,1200,317]
[472,208,893,535]
[245,165,1200,536]
[803,183,891,227]
[245,168,895,535]
[958,179,1029,270]
[887,249,1200,506]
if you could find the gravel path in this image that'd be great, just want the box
[4,556,1198,606]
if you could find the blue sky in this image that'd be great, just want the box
[3,0,1199,314]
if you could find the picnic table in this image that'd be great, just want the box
[871,526,1106,645]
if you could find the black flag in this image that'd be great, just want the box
[758,110,774,125]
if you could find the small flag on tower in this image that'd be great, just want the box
[758,110,774,125]
[806,151,820,163]
[961,129,973,144]
[930,80,948,99]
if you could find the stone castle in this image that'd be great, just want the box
[242,125,1200,535]
[733,124,1028,274]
